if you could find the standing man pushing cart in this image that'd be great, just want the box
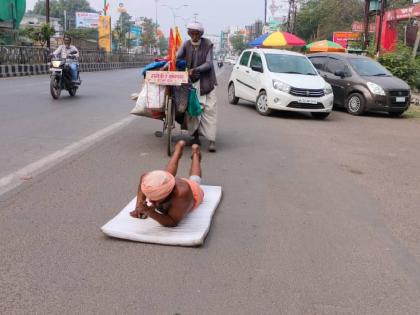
[176,21,218,152]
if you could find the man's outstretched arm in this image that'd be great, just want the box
[146,210,178,227]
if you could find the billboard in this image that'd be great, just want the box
[266,0,289,30]
[98,16,111,52]
[333,32,361,48]
[128,25,142,46]
[75,12,100,28]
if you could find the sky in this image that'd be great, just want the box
[26,0,267,36]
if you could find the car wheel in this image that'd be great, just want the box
[389,110,405,118]
[256,91,272,116]
[345,93,366,115]
[311,112,330,119]
[228,83,239,104]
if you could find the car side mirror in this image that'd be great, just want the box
[251,65,263,73]
[334,70,346,78]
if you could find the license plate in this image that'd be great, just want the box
[50,68,62,73]
[298,98,318,104]
[395,97,405,103]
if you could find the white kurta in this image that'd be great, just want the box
[187,80,218,142]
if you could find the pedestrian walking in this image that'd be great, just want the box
[176,21,218,152]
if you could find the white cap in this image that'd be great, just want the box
[187,21,204,33]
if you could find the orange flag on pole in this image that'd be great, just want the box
[167,28,176,71]
[174,26,183,51]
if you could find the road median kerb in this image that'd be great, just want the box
[0,59,154,78]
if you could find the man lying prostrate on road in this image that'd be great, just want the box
[130,141,204,227]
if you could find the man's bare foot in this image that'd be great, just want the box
[174,140,186,155]
[191,144,202,161]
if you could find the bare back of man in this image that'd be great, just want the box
[130,141,203,227]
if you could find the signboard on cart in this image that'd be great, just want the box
[146,71,189,86]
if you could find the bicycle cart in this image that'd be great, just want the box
[145,70,189,156]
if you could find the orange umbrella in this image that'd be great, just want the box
[305,40,345,52]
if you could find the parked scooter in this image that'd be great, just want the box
[49,51,81,99]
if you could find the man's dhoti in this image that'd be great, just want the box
[187,81,217,142]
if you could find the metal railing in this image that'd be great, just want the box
[0,45,49,64]
[0,45,154,65]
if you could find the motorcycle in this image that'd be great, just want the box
[49,51,81,99]
[217,61,223,68]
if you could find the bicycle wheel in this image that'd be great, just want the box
[166,96,174,156]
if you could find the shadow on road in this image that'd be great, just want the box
[233,101,342,121]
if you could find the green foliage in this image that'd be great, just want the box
[230,32,248,54]
[20,23,55,46]
[114,11,134,49]
[387,0,412,9]
[295,0,364,42]
[140,18,157,47]
[30,0,96,27]
[377,43,420,88]
[65,28,98,41]
[158,36,168,54]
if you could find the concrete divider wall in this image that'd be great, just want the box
[0,61,153,78]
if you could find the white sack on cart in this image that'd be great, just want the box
[131,82,165,115]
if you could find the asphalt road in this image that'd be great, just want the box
[1,66,420,314]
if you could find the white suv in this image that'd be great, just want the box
[228,48,334,118]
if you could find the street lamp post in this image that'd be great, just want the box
[161,4,189,26]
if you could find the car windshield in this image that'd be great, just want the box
[265,53,317,75]
[349,58,391,76]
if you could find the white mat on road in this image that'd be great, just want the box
[101,185,222,246]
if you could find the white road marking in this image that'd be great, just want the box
[0,116,135,196]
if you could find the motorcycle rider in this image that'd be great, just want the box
[53,36,80,83]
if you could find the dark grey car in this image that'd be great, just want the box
[308,53,411,116]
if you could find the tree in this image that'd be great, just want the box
[158,35,168,54]
[387,0,412,9]
[30,0,96,29]
[295,0,364,41]
[65,28,98,41]
[230,32,248,54]
[114,11,133,50]
[30,0,95,17]
[20,23,55,46]
[140,18,157,48]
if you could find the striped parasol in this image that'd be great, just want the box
[305,40,346,52]
[249,31,306,48]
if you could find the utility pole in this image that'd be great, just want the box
[363,0,370,50]
[155,0,158,36]
[286,0,297,33]
[64,10,67,33]
[264,0,267,25]
[375,0,386,55]
[46,0,50,48]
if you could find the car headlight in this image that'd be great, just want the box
[324,83,333,95]
[367,82,385,96]
[272,80,290,93]
[52,60,61,68]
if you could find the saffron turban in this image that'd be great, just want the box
[141,170,176,201]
